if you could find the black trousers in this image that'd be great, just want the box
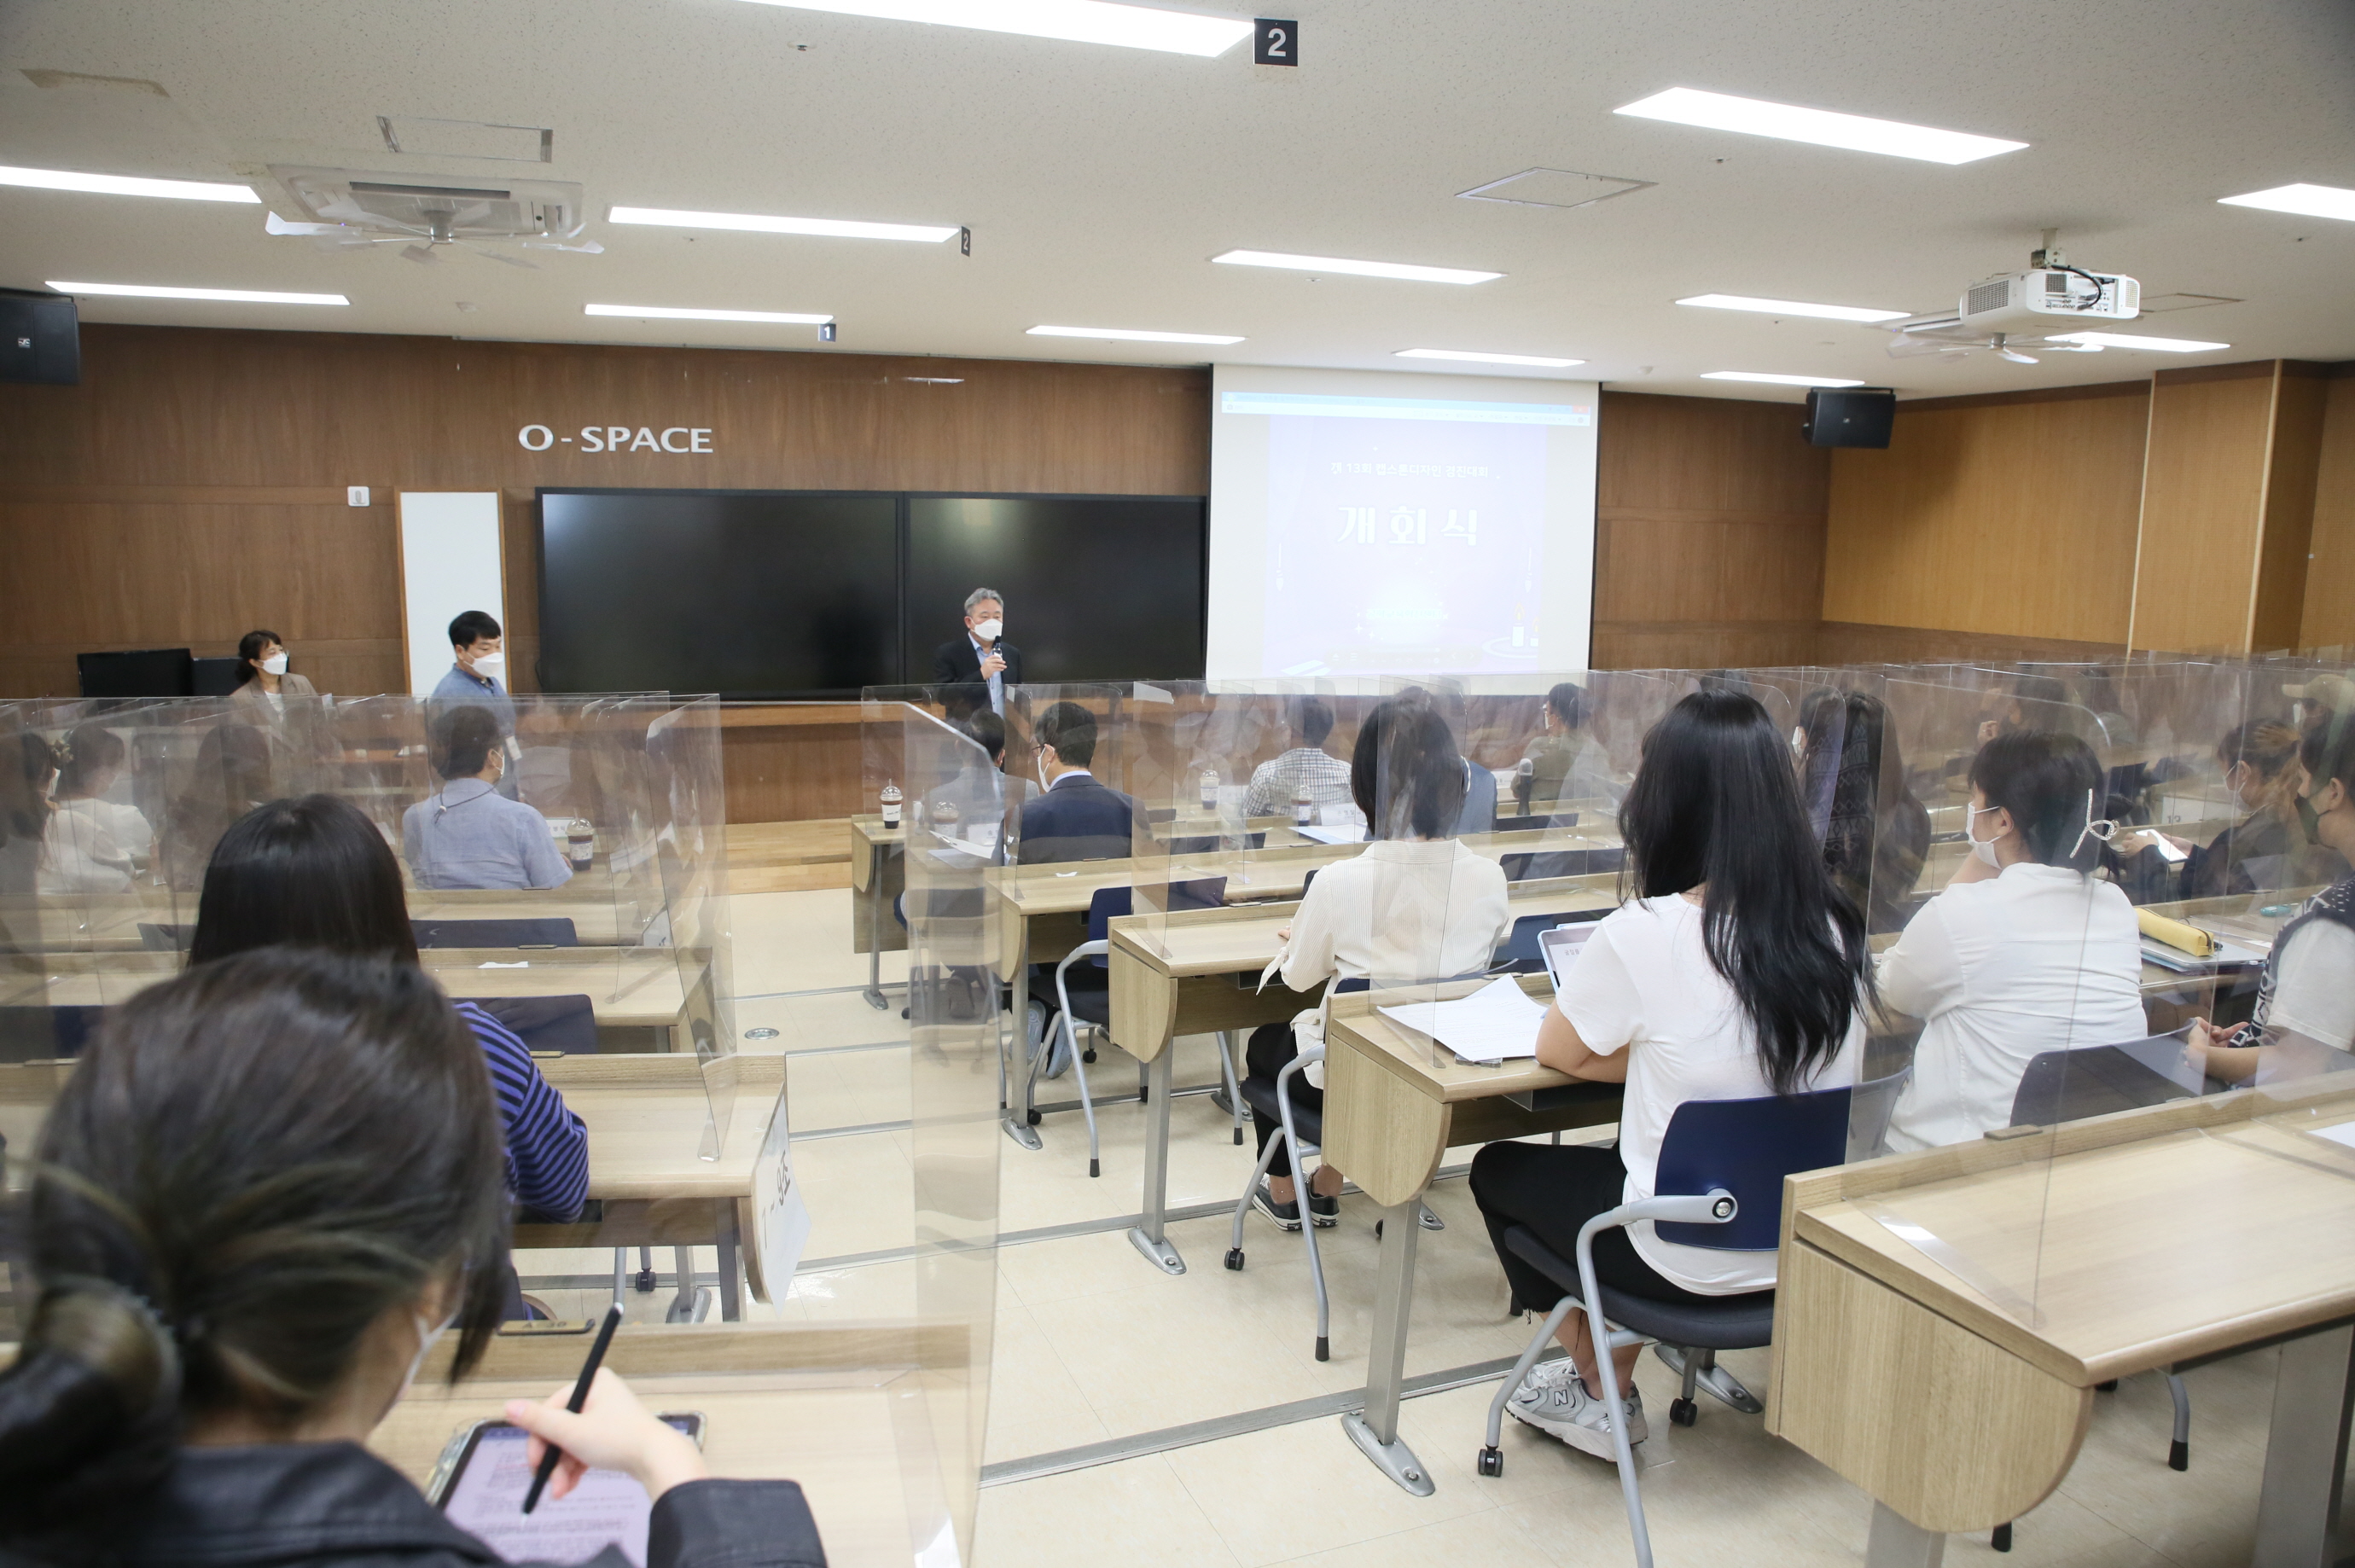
[1244,1020,1321,1179]
[1468,1140,1719,1313]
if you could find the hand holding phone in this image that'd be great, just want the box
[505,1369,708,1506]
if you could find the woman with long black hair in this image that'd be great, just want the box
[1469,689,1872,1462]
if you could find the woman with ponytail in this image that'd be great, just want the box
[1470,690,1872,1462]
[0,946,825,1567]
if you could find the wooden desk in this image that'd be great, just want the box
[1767,1080,2355,1567]
[0,949,690,1042]
[1319,975,1625,1494]
[381,1321,974,1568]
[9,887,644,954]
[511,1053,787,1320]
[848,814,907,1008]
[0,1052,786,1322]
[1104,874,1625,1275]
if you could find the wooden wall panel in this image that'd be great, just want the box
[1817,621,2125,665]
[1823,383,2149,646]
[2127,364,2277,653]
[2301,371,2355,650]
[1591,392,1830,669]
[2252,364,2330,651]
[0,323,1212,706]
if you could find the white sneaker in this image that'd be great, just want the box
[1508,1366,1647,1460]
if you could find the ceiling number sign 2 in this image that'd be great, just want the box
[1254,18,1297,65]
[517,424,714,453]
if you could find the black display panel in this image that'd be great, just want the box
[538,491,898,698]
[904,497,1206,685]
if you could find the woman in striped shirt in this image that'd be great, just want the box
[186,794,590,1225]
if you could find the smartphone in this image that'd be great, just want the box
[427,1413,704,1568]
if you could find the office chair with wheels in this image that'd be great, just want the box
[1032,880,1232,1176]
[1489,912,1563,974]
[454,993,599,1056]
[1224,1042,1335,1358]
[1478,1086,1852,1568]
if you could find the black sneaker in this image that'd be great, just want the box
[1252,1182,1303,1232]
[1306,1191,1340,1228]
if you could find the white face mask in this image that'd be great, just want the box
[261,653,289,676]
[393,1308,457,1408]
[973,618,1003,643]
[470,651,504,674]
[1965,803,2004,868]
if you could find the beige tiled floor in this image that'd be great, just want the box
[536,886,2340,1567]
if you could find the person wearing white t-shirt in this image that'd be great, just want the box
[1244,694,1511,1230]
[1471,691,1872,1465]
[37,723,154,896]
[1879,730,2149,1153]
[2198,713,2355,1081]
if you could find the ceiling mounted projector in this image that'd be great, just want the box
[1882,230,2139,365]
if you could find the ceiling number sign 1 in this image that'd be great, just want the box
[1254,18,1297,65]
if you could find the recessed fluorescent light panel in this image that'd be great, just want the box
[1028,325,1243,344]
[1212,250,1502,285]
[0,164,259,202]
[733,0,1252,55]
[1396,349,1584,368]
[1701,370,1864,387]
[608,205,958,242]
[2050,331,2230,353]
[1615,88,2026,165]
[47,281,346,305]
[1678,293,1910,323]
[2218,183,2355,223]
[586,303,832,323]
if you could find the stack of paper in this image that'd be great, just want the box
[1377,976,1548,1065]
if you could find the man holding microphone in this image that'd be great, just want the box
[931,588,1023,717]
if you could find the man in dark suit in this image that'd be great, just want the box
[1017,700,1137,864]
[930,588,1022,717]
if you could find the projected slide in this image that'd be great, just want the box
[1208,368,1599,680]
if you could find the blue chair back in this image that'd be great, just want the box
[412,916,580,949]
[0,1004,108,1063]
[455,994,599,1056]
[1652,1085,1852,1250]
[1491,912,1562,973]
[1084,878,1225,946]
[137,921,193,952]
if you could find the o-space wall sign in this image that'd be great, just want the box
[518,423,714,452]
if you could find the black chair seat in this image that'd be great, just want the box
[1241,1073,1323,1148]
[1503,1225,1776,1350]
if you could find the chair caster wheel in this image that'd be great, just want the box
[1026,1110,1041,1125]
[1670,1397,1697,1427]
[2096,1379,2119,1392]
[1373,1220,1381,1240]
[1224,1248,1245,1271]
[1315,1334,1329,1362]
[2169,1439,2188,1472]
[1477,1447,1503,1478]
[633,1269,658,1293]
[1992,1524,2013,1553]
[1088,1159,1100,1178]
[1082,1048,1096,1063]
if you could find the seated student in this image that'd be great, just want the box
[1796,688,1930,934]
[1471,690,1869,1461]
[38,723,154,896]
[1878,731,2147,1153]
[1016,700,1137,864]
[0,946,824,1568]
[2118,720,2323,899]
[1514,682,1617,816]
[160,722,275,891]
[1242,696,1354,822]
[1245,694,1511,1228]
[189,793,590,1226]
[2197,713,2355,1078]
[404,706,573,891]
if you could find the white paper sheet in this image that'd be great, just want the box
[1295,824,1367,845]
[2312,1122,2355,1153]
[1377,975,1548,1064]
